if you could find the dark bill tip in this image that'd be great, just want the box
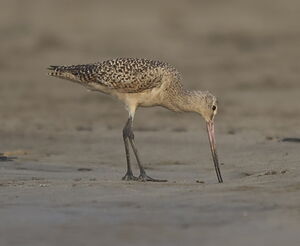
[206,121,223,183]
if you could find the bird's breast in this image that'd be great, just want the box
[114,87,163,108]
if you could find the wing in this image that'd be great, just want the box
[93,58,165,93]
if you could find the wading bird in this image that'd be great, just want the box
[48,58,223,183]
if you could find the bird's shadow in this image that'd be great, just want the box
[281,138,300,143]
[0,154,17,162]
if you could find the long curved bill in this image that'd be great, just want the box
[206,121,223,183]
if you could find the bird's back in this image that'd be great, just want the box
[48,58,181,93]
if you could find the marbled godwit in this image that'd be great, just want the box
[48,58,223,183]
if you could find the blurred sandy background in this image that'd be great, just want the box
[0,0,300,245]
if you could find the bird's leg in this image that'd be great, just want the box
[122,118,138,181]
[126,117,167,182]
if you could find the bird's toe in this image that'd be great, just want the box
[122,173,138,181]
[138,174,167,182]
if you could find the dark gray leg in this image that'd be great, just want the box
[124,117,167,182]
[122,118,138,181]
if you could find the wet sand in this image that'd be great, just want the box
[0,0,300,245]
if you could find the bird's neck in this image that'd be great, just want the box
[165,88,204,113]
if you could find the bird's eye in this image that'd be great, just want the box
[212,105,216,111]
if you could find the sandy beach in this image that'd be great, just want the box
[0,0,300,245]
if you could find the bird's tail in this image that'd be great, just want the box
[47,65,81,82]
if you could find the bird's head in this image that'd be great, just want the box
[166,89,223,183]
[192,91,223,183]
[196,91,218,122]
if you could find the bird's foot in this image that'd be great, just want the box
[138,173,167,182]
[122,172,138,181]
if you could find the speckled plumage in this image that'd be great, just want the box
[48,58,223,183]
[48,58,181,93]
[48,58,217,118]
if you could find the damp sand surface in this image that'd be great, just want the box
[0,1,300,245]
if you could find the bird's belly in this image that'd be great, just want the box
[112,88,163,108]
[137,89,163,107]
